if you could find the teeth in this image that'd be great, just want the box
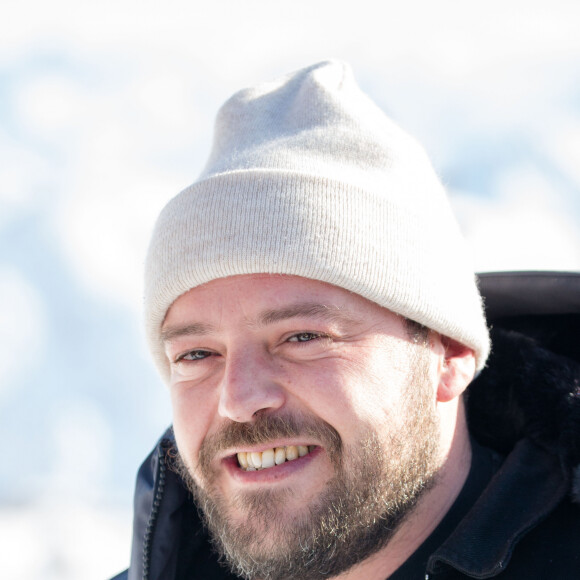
[275,447,286,465]
[237,452,248,469]
[286,446,298,460]
[237,445,314,471]
[261,449,275,468]
[250,451,262,468]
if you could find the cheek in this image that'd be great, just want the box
[284,358,382,435]
[334,352,411,426]
[170,382,217,466]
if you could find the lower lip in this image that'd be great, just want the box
[224,447,322,484]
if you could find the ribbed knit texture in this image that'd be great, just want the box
[145,60,490,382]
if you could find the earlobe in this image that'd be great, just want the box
[436,336,476,403]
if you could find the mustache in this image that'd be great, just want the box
[198,413,343,475]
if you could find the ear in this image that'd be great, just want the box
[436,336,476,403]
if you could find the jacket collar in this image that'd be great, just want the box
[427,439,569,578]
[467,326,580,494]
[128,429,191,580]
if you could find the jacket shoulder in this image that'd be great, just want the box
[109,569,128,580]
[438,496,580,579]
[505,496,580,577]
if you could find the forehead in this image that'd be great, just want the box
[162,274,401,330]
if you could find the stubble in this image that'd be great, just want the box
[171,339,440,580]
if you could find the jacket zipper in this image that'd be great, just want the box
[142,442,168,580]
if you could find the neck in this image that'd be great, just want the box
[335,402,472,580]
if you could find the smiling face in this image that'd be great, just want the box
[163,274,445,580]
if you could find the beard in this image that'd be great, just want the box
[172,344,440,580]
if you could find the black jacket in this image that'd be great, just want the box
[113,272,580,580]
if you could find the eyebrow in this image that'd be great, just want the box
[161,322,215,343]
[258,302,355,326]
[161,301,359,344]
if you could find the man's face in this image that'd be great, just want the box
[163,274,443,579]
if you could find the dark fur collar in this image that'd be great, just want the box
[467,327,580,503]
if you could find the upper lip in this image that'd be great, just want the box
[217,440,318,461]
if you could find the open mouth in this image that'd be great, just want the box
[237,445,316,471]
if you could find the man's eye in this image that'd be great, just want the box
[288,332,323,343]
[177,350,213,362]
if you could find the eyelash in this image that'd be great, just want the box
[175,350,215,363]
[173,331,330,364]
[287,332,326,343]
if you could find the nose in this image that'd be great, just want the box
[217,346,286,423]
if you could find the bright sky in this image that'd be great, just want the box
[1,1,579,578]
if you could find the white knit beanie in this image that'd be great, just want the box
[145,60,490,381]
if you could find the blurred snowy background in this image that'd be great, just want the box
[1,1,579,578]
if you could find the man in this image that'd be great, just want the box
[114,61,580,579]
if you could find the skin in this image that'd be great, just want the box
[162,274,476,579]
